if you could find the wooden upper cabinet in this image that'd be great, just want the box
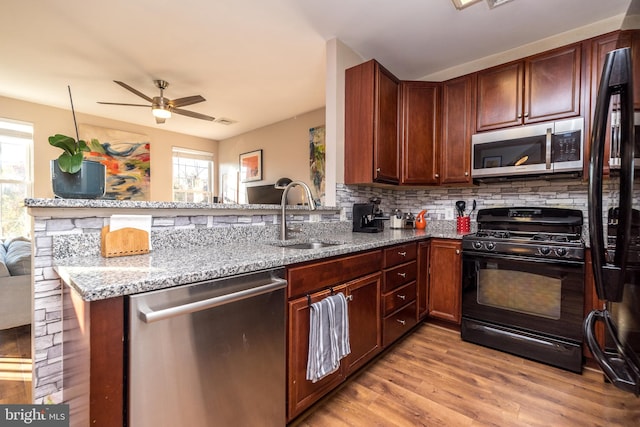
[440,74,475,185]
[400,81,440,185]
[476,43,582,132]
[476,61,523,131]
[345,59,400,184]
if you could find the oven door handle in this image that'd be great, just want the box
[583,309,640,395]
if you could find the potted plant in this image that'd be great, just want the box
[49,86,106,199]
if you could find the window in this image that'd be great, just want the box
[0,119,33,238]
[172,147,215,203]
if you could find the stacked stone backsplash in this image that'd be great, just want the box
[337,178,593,223]
[32,209,341,404]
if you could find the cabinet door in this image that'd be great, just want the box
[374,64,401,183]
[345,60,400,184]
[428,239,462,324]
[344,272,382,374]
[287,286,347,420]
[524,44,582,124]
[476,61,523,131]
[417,241,430,320]
[440,74,475,184]
[400,81,440,185]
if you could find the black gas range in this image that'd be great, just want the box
[462,207,585,261]
[461,207,586,373]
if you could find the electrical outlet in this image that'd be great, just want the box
[444,207,455,220]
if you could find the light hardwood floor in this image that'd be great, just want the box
[295,323,640,426]
[0,324,32,404]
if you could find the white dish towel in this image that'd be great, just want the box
[306,292,351,383]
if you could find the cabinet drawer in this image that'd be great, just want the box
[382,281,416,316]
[383,302,417,347]
[287,250,382,298]
[383,261,416,292]
[383,243,417,268]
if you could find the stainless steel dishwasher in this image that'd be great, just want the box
[128,268,286,427]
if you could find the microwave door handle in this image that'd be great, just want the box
[589,47,632,301]
[545,127,552,169]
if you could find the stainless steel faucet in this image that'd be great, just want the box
[280,181,317,240]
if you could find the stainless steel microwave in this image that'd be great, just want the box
[471,117,584,180]
[609,110,640,169]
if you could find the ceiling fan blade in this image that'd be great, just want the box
[172,108,215,121]
[113,80,153,103]
[171,95,206,108]
[97,102,150,107]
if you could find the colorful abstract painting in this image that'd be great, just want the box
[79,124,151,200]
[309,125,325,205]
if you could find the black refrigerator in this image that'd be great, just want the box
[585,46,640,396]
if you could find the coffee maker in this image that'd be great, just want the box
[353,203,385,233]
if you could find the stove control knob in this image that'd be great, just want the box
[473,241,483,250]
[485,242,495,250]
[540,247,551,255]
[556,247,567,257]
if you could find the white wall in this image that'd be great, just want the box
[218,108,325,204]
[0,95,218,201]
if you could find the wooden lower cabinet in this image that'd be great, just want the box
[417,241,430,320]
[428,239,462,324]
[287,270,382,421]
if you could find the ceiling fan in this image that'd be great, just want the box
[98,80,215,124]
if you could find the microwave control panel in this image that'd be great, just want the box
[552,130,581,162]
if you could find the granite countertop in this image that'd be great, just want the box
[54,226,467,302]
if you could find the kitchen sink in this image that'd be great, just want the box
[270,239,343,250]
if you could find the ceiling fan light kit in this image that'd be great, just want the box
[97,79,215,124]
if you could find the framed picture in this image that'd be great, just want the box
[239,149,263,182]
[483,156,502,168]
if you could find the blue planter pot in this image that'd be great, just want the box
[51,159,106,199]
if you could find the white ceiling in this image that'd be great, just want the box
[0,0,633,141]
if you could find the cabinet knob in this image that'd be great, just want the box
[524,112,529,118]
[396,294,406,300]
[517,114,522,119]
[456,249,460,255]
[398,251,407,257]
[345,295,353,302]
[464,171,469,176]
[396,319,406,326]
[376,167,381,173]
[435,173,440,178]
[397,272,406,278]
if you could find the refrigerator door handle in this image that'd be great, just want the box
[584,309,640,396]
[589,47,633,302]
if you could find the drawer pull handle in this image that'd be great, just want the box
[397,294,406,300]
[397,272,406,278]
[398,251,407,257]
[396,319,406,326]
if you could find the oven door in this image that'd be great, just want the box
[462,252,585,341]
[461,251,585,372]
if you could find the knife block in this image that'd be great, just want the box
[101,226,150,258]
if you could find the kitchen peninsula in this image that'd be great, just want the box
[25,197,465,425]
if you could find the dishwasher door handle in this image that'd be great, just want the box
[139,277,287,324]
